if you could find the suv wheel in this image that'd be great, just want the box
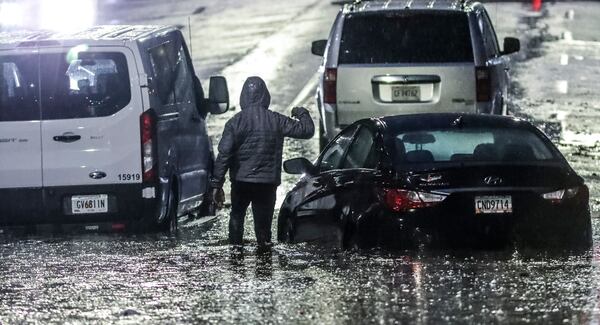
[319,121,328,152]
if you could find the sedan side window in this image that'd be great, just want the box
[343,127,377,169]
[318,125,358,172]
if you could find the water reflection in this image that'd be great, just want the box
[0,218,599,323]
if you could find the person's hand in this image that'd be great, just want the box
[211,187,225,209]
[291,106,309,118]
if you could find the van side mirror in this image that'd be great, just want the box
[311,40,327,56]
[208,76,230,115]
[502,37,520,55]
[192,76,208,117]
[283,158,316,175]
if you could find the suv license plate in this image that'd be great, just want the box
[475,196,512,214]
[392,86,420,102]
[72,195,108,214]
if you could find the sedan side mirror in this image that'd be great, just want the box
[284,158,316,175]
[311,40,327,56]
[208,76,230,115]
[502,37,520,55]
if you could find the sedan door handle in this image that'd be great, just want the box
[53,134,81,143]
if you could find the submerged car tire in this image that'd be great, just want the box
[167,187,178,234]
[157,185,178,234]
[277,211,294,243]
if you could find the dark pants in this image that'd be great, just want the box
[229,181,278,246]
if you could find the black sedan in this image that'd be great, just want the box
[277,113,592,250]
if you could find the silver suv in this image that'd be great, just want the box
[312,0,520,148]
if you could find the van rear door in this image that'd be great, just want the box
[39,47,143,216]
[0,52,43,221]
[336,11,477,125]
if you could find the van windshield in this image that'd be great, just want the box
[0,51,131,122]
[339,11,474,64]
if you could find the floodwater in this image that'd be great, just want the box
[1,220,600,324]
[2,1,600,323]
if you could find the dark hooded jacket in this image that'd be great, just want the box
[211,77,314,187]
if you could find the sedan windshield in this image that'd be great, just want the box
[387,127,558,167]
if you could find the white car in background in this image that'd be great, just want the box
[312,0,520,149]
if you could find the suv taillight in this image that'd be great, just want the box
[380,188,447,212]
[323,68,337,104]
[475,67,491,102]
[140,110,157,182]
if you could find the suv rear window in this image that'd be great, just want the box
[339,11,474,64]
[0,51,131,122]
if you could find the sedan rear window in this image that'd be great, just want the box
[339,11,474,64]
[387,128,557,166]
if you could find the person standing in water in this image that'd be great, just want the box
[210,76,314,247]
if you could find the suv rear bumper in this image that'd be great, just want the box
[0,184,154,226]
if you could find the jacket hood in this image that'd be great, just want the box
[240,76,271,110]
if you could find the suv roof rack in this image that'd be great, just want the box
[344,0,474,12]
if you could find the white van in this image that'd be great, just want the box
[0,25,229,233]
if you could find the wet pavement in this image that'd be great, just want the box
[2,1,600,324]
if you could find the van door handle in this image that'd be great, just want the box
[191,116,202,123]
[53,134,81,143]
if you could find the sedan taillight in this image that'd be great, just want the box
[542,187,579,204]
[380,188,447,212]
[323,68,337,104]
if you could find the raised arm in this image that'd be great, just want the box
[278,106,315,139]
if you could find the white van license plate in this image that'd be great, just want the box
[72,195,108,214]
[475,196,512,214]
[392,86,420,102]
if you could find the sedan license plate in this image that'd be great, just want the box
[475,196,512,214]
[392,86,420,102]
[72,195,108,214]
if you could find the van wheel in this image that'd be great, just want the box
[198,191,216,217]
[160,186,178,234]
